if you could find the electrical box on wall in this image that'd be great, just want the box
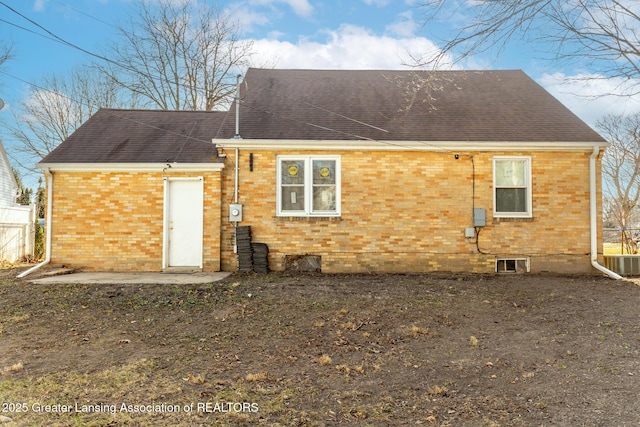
[473,208,486,227]
[229,204,243,222]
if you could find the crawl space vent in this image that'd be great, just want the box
[496,258,530,274]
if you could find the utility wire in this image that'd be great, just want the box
[52,0,120,30]
[0,2,453,151]
[0,70,219,147]
[0,17,62,44]
[0,2,131,72]
[0,2,459,153]
[0,2,213,101]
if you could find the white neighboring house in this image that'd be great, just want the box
[0,139,35,263]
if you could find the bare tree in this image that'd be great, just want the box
[0,42,13,92]
[0,42,11,68]
[418,0,640,94]
[598,113,640,252]
[97,0,253,111]
[8,66,131,171]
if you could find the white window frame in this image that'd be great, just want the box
[493,156,532,218]
[496,258,530,273]
[276,155,341,217]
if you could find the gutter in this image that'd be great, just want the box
[213,139,609,152]
[17,169,53,278]
[590,146,622,279]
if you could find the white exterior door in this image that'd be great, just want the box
[164,177,204,269]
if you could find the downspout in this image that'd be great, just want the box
[590,146,622,279]
[233,147,239,254]
[233,74,242,254]
[17,169,53,278]
[235,148,239,204]
[233,74,242,205]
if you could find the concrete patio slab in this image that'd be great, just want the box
[27,271,232,285]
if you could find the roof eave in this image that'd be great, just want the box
[37,162,225,172]
[212,139,610,152]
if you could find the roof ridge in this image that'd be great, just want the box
[246,67,525,73]
[98,108,227,114]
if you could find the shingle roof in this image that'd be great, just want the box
[214,68,606,143]
[41,69,606,165]
[40,109,223,164]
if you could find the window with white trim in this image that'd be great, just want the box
[493,157,532,217]
[277,155,341,217]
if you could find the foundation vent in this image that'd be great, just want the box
[496,258,530,274]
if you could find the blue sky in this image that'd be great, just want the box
[2,0,640,186]
[3,0,640,123]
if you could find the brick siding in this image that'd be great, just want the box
[220,149,604,274]
[47,149,604,275]
[49,171,221,271]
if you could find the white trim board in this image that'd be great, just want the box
[213,139,609,152]
[37,162,225,172]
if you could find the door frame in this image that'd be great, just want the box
[162,176,204,270]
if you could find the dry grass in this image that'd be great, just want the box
[427,385,447,396]
[245,372,269,382]
[602,242,640,255]
[317,354,332,365]
[8,313,31,323]
[335,364,351,374]
[604,243,623,254]
[2,272,639,426]
[410,325,429,336]
[0,359,166,426]
[184,374,206,384]
[2,362,23,375]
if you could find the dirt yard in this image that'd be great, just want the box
[1,268,639,426]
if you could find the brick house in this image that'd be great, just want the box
[33,68,618,276]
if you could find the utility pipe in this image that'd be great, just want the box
[17,169,53,278]
[590,146,622,279]
[234,148,239,204]
[233,147,239,254]
[232,74,242,254]
[234,74,241,139]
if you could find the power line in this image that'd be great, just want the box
[0,2,146,78]
[0,1,226,103]
[234,73,455,152]
[0,2,455,153]
[0,70,219,147]
[52,0,120,30]
[2,64,454,157]
[0,17,62,44]
[0,2,433,147]
[0,2,436,148]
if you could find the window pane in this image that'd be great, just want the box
[495,160,525,186]
[281,160,305,185]
[496,188,526,212]
[313,186,336,211]
[281,186,305,211]
[313,160,336,185]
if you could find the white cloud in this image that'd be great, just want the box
[248,24,450,70]
[226,3,271,34]
[248,0,313,18]
[230,0,314,33]
[538,72,640,128]
[363,0,391,6]
[33,0,46,11]
[283,0,313,17]
[386,10,419,38]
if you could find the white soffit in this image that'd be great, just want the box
[212,139,609,152]
[37,162,225,172]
